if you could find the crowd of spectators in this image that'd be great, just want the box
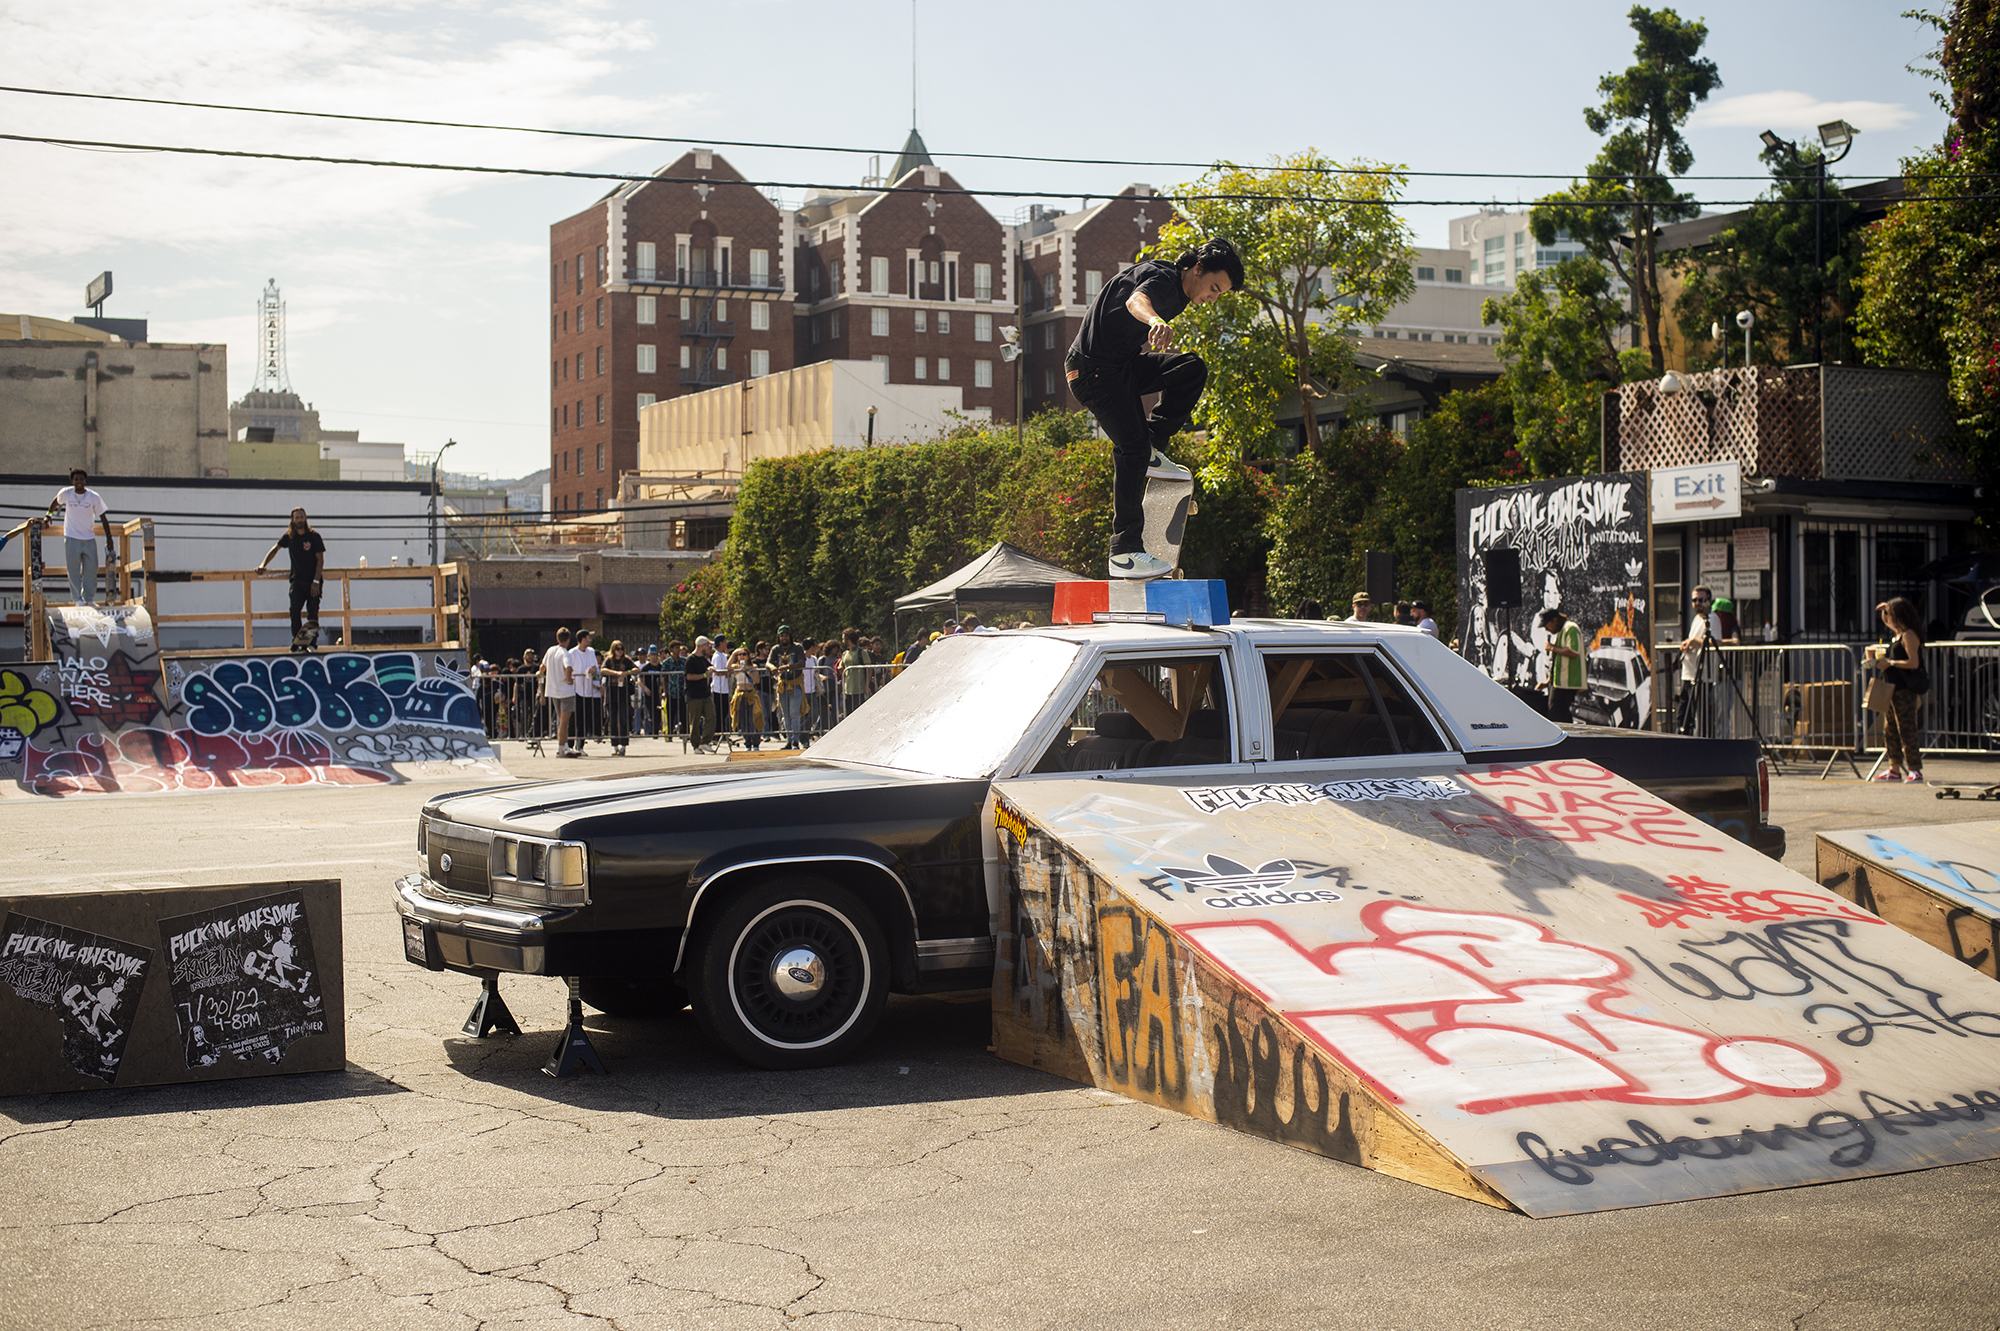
[467,613,1003,756]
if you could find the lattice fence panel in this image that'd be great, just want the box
[1822,366,1965,483]
[1616,367,1819,477]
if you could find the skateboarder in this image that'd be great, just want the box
[255,508,327,651]
[1066,237,1243,579]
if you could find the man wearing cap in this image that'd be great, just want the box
[1346,592,1373,622]
[48,468,116,606]
[769,626,807,749]
[1412,600,1437,636]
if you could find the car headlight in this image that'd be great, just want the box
[490,836,589,907]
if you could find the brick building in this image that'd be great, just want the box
[1013,186,1175,418]
[548,150,794,514]
[792,132,1015,421]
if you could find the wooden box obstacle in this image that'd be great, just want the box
[992,762,2000,1216]
[1817,822,2000,980]
[0,878,344,1096]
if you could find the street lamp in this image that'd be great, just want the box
[866,404,876,448]
[429,437,456,566]
[1756,119,1858,366]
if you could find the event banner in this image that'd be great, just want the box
[159,888,328,1067]
[0,912,152,1084]
[1456,473,1652,729]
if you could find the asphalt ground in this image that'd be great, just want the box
[4,737,2000,1331]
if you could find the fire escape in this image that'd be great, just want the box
[681,250,734,390]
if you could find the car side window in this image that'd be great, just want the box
[1261,651,1447,761]
[1033,654,1233,773]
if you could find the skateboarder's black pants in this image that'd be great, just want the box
[288,580,320,642]
[1068,351,1207,554]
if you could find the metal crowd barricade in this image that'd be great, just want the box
[1915,640,2000,755]
[1666,644,1865,778]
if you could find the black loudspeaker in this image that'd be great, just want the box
[1366,551,1397,605]
[1483,549,1523,609]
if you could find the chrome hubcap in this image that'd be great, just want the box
[770,947,825,1000]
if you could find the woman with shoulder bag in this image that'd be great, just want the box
[1866,597,1929,784]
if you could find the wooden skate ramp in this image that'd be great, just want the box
[992,759,2000,1216]
[1818,821,2000,980]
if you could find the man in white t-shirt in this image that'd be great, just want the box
[570,630,602,749]
[1411,599,1438,637]
[48,468,115,606]
[540,627,579,756]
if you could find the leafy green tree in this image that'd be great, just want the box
[1264,422,1406,614]
[1480,258,1650,477]
[1153,150,1415,457]
[1672,145,1865,367]
[1531,6,1720,375]
[1856,3,2000,504]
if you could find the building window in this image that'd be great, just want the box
[576,253,584,295]
[975,313,993,342]
[636,295,656,325]
[1042,323,1056,350]
[596,298,604,328]
[973,263,992,301]
[1445,268,1465,283]
[937,310,950,335]
[937,358,950,381]
[810,267,821,295]
[636,241,656,279]
[750,302,770,331]
[679,296,692,321]
[1416,266,1435,282]
[870,256,889,294]
[871,308,889,337]
[710,299,724,322]
[561,404,568,427]
[1513,231,1526,272]
[908,256,919,295]
[1043,368,1057,396]
[1085,270,1103,300]
[596,395,605,423]
[750,348,770,377]
[947,260,957,301]
[637,344,657,373]
[637,393,656,415]
[749,248,769,286]
[575,399,583,426]
[680,345,691,369]
[595,487,603,510]
[830,312,841,339]
[595,347,604,375]
[596,245,606,283]
[914,309,928,334]
[811,320,820,345]
[596,442,604,470]
[1483,237,1505,283]
[915,357,928,380]
[974,359,992,388]
[872,354,889,367]
[715,346,727,371]
[576,446,584,472]
[1042,272,1057,308]
[576,353,585,379]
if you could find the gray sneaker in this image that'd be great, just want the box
[1146,449,1192,481]
[1109,551,1173,580]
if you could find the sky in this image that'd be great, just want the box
[0,0,1949,482]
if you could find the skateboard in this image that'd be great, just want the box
[1934,783,2000,801]
[290,619,321,653]
[1139,473,1196,576]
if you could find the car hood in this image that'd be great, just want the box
[424,758,950,836]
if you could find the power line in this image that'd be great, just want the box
[0,83,1896,183]
[6,132,1981,208]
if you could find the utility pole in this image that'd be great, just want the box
[429,438,456,566]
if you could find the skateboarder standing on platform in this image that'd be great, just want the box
[1066,237,1243,579]
[255,508,327,651]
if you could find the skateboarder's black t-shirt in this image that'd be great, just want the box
[275,528,326,585]
[1069,259,1188,367]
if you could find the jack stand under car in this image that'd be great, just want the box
[542,976,607,1078]
[461,971,522,1038]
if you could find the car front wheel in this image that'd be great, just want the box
[689,877,888,1069]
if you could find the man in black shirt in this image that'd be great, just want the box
[256,508,328,651]
[1066,237,1243,579]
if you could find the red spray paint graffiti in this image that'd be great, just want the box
[1180,902,1837,1117]
[1458,760,1723,852]
[24,728,392,796]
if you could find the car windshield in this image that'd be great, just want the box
[808,633,1082,779]
[1588,655,1630,685]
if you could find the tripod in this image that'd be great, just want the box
[1678,638,1778,760]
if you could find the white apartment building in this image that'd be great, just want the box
[1354,246,1509,347]
[1450,208,1598,288]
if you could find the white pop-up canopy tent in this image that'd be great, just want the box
[892,541,1088,643]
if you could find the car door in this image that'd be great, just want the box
[1243,643,1460,774]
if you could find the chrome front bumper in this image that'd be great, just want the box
[393,873,563,974]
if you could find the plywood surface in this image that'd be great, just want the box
[994,762,2000,1217]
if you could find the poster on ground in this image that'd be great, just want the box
[158,888,327,1068]
[1457,473,1653,729]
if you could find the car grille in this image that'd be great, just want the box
[428,822,493,898]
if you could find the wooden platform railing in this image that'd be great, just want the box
[20,515,464,656]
